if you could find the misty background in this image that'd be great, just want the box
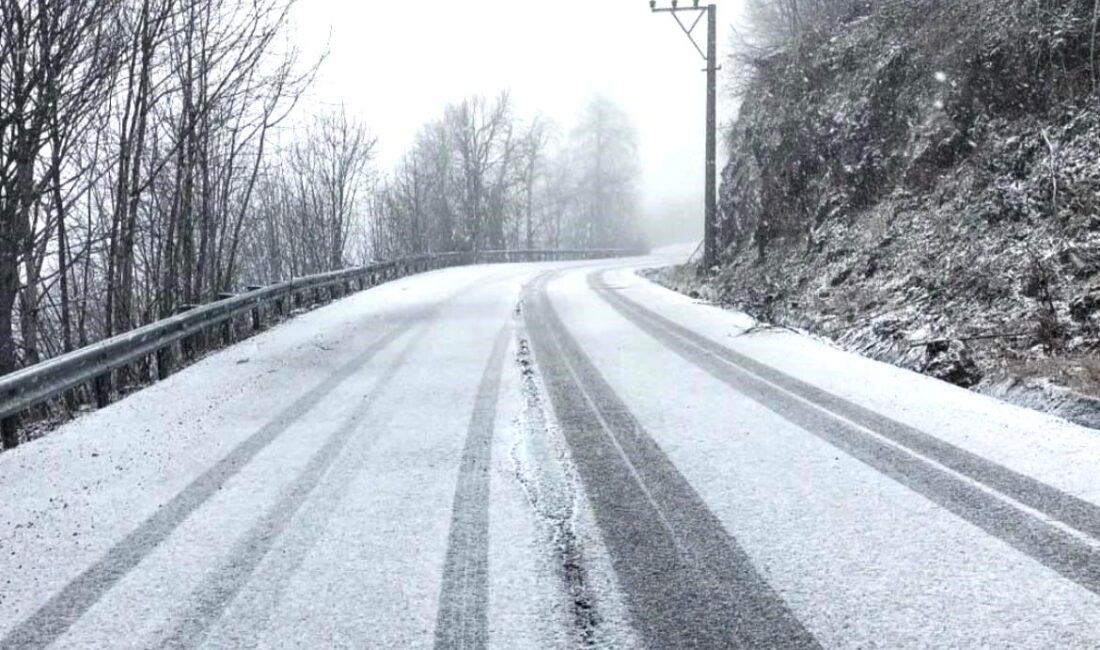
[0,0,741,379]
[285,0,739,247]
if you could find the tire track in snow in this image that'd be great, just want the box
[510,329,604,648]
[590,269,1100,598]
[432,323,511,650]
[0,275,489,650]
[155,318,436,649]
[525,273,820,649]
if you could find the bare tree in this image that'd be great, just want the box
[1,0,319,386]
[239,110,376,283]
[741,0,858,51]
[567,94,641,248]
[372,92,641,258]
[517,115,551,250]
[0,0,121,375]
[447,92,514,251]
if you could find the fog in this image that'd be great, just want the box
[286,0,741,246]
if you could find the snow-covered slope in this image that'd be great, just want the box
[699,0,1100,425]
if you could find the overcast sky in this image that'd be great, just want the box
[286,0,741,219]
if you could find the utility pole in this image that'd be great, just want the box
[650,1,718,271]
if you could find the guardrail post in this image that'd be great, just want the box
[222,319,234,346]
[156,343,174,381]
[246,286,264,331]
[177,305,198,359]
[1,417,18,450]
[217,294,236,346]
[93,372,111,409]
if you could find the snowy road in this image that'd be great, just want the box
[4,250,1100,648]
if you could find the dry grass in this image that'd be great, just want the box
[1004,355,1100,398]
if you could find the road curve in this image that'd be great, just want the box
[4,250,1100,649]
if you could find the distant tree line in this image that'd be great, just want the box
[0,0,380,381]
[370,93,642,259]
[0,0,643,380]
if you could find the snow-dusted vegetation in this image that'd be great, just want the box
[0,0,643,421]
[671,0,1100,425]
[370,94,644,259]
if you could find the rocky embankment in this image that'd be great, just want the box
[657,1,1100,427]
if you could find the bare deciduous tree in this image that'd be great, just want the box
[372,92,641,258]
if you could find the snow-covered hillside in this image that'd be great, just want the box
[675,0,1100,425]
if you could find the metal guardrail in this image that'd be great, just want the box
[0,248,637,448]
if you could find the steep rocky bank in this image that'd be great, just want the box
[658,0,1100,427]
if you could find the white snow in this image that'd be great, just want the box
[3,247,1100,648]
[547,263,1100,648]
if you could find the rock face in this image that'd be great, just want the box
[921,339,982,389]
[706,0,1100,415]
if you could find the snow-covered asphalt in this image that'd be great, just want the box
[4,250,1100,649]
